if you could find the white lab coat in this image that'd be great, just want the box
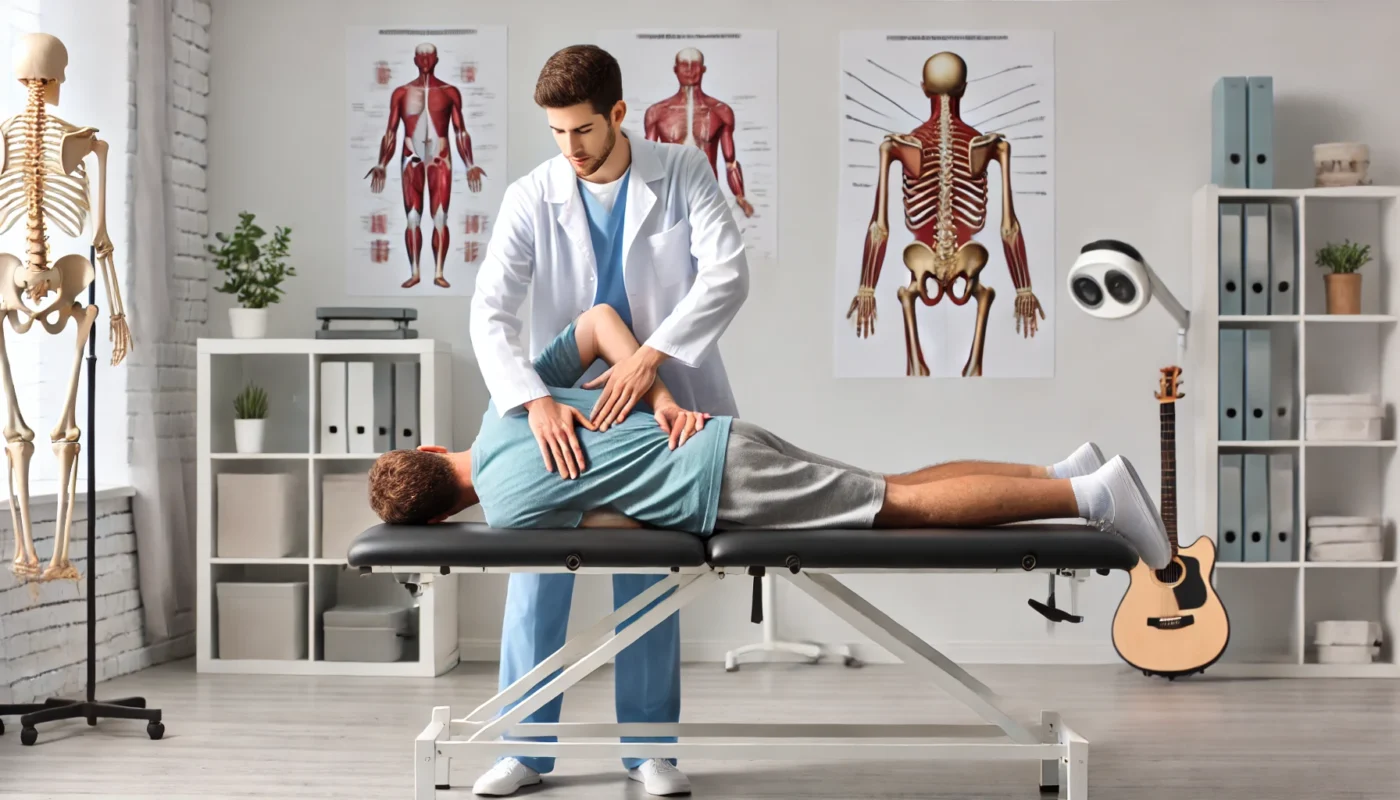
[470,136,749,417]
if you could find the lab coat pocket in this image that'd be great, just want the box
[645,218,693,288]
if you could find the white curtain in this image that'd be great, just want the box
[129,0,194,644]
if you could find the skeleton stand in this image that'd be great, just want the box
[0,264,164,745]
[722,572,862,672]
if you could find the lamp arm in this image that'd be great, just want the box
[1144,260,1190,334]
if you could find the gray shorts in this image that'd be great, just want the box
[715,420,887,530]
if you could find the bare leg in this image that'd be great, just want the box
[888,460,1050,485]
[873,475,1078,528]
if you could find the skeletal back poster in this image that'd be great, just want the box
[597,29,778,263]
[345,25,506,296]
[834,31,1055,378]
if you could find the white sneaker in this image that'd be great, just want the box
[1087,456,1172,570]
[472,758,542,796]
[627,759,692,796]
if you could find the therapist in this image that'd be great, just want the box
[467,44,749,797]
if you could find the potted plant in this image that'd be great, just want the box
[207,211,296,338]
[1315,239,1371,315]
[233,383,269,454]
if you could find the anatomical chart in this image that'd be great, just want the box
[834,31,1055,378]
[597,29,777,263]
[345,25,506,296]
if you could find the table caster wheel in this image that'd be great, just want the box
[20,726,37,746]
[147,722,164,740]
[843,656,863,668]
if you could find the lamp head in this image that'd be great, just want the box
[1067,239,1153,319]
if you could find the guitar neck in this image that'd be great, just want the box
[1160,400,1178,548]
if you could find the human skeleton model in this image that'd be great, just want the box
[0,33,131,582]
[366,43,485,289]
[846,52,1044,377]
[644,48,754,218]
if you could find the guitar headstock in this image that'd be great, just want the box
[1155,365,1184,403]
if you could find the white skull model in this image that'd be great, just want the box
[12,32,67,105]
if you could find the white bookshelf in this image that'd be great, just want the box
[1191,184,1400,678]
[194,337,458,677]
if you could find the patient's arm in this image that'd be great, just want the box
[580,509,645,528]
[574,305,677,410]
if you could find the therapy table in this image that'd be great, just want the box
[347,522,1138,799]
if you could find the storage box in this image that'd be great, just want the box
[1307,516,1382,546]
[1304,393,1384,441]
[322,604,411,662]
[320,472,381,559]
[1309,541,1384,561]
[217,581,308,660]
[1316,644,1380,664]
[1315,620,1383,647]
[217,472,301,558]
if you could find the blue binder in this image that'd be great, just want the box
[1219,329,1245,441]
[1244,329,1272,440]
[1243,454,1270,562]
[1217,454,1244,562]
[1219,203,1244,315]
[1243,203,1271,315]
[1269,202,1296,314]
[1246,76,1274,189]
[1212,77,1248,188]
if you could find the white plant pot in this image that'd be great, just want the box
[234,419,266,454]
[229,307,269,339]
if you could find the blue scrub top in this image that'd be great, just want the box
[578,170,633,329]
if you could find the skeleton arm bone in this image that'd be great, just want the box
[848,135,911,335]
[991,135,1042,336]
[90,137,130,364]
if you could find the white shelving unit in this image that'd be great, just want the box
[195,337,458,677]
[1191,184,1400,677]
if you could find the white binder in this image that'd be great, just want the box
[1269,202,1295,314]
[373,362,393,453]
[1217,454,1244,562]
[1243,453,1270,562]
[393,361,420,449]
[1244,329,1272,441]
[1243,203,1270,315]
[319,360,347,454]
[1268,453,1295,561]
[1219,203,1244,316]
[346,362,374,454]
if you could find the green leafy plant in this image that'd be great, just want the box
[207,211,296,309]
[1315,239,1372,274]
[233,384,268,420]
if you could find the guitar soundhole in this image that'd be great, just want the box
[1155,562,1184,583]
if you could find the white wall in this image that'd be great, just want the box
[207,0,1400,664]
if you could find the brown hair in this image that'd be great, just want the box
[533,44,623,115]
[368,450,460,525]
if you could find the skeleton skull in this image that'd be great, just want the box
[13,33,67,106]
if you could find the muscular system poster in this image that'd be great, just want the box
[834,31,1055,379]
[345,25,506,296]
[596,29,778,263]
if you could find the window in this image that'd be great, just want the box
[0,0,131,491]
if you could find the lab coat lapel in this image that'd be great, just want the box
[546,155,596,282]
[620,137,661,281]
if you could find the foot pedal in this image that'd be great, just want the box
[1028,575,1082,624]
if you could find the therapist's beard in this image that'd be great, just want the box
[574,126,618,178]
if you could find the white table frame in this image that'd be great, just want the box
[371,564,1090,799]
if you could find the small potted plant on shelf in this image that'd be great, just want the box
[207,211,296,338]
[1315,239,1372,315]
[233,383,269,454]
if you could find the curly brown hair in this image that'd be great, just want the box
[368,449,460,525]
[533,44,622,115]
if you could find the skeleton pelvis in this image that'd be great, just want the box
[902,240,988,306]
[0,252,94,333]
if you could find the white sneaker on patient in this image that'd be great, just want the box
[472,758,541,796]
[1050,441,1106,479]
[1071,455,1172,570]
[628,759,692,796]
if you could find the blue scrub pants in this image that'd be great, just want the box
[495,571,680,774]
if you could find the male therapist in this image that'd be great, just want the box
[467,45,749,797]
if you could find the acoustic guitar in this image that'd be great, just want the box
[1111,366,1231,679]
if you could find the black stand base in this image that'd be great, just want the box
[14,697,163,745]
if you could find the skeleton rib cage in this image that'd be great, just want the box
[0,113,91,240]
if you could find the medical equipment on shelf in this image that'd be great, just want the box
[348,522,1138,800]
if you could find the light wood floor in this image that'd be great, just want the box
[2,657,1399,799]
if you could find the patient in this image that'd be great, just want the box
[369,305,1172,569]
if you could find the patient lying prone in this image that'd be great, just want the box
[367,305,1172,570]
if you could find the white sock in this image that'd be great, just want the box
[1070,472,1111,521]
[1050,442,1106,479]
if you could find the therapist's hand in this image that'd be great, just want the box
[583,346,664,431]
[653,403,711,451]
[525,396,596,480]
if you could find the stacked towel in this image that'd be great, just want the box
[1314,620,1383,664]
[1307,516,1384,562]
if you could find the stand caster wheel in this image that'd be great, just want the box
[147,722,164,740]
[20,726,37,746]
[843,656,863,668]
[725,663,739,673]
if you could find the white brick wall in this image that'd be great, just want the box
[0,0,211,707]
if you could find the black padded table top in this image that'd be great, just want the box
[347,522,1138,572]
[347,523,709,568]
